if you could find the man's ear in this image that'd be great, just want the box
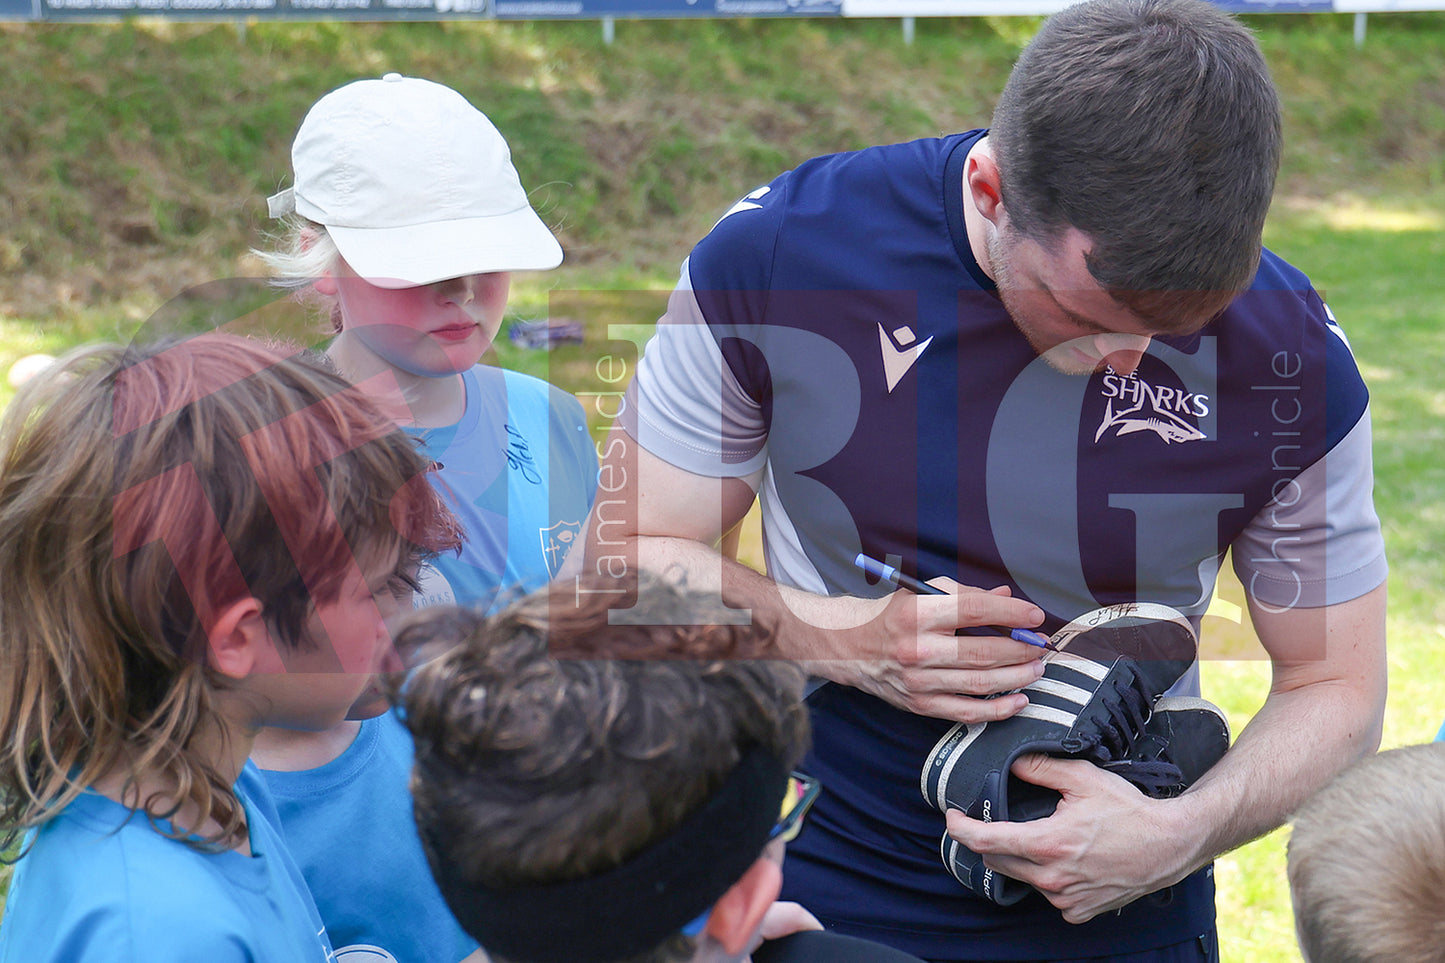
[206,598,283,679]
[703,856,783,957]
[966,144,1005,224]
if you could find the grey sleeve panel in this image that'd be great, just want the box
[1231,408,1388,610]
[622,259,769,478]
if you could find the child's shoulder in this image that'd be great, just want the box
[0,791,328,963]
[1,797,240,960]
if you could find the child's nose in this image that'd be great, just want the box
[434,276,475,305]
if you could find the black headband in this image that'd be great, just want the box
[428,745,789,963]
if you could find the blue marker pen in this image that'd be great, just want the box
[854,553,1057,652]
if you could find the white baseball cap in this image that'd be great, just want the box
[267,73,563,288]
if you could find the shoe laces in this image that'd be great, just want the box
[1073,677,1186,795]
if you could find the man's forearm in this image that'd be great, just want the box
[587,437,1050,721]
[1166,672,1384,877]
[1165,585,1388,874]
[610,532,880,665]
[597,531,1049,722]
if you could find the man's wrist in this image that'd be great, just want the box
[1152,783,1225,879]
[761,590,886,662]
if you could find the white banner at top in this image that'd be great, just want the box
[1333,0,1442,9]
[842,0,1073,14]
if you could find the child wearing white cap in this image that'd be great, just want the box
[252,73,598,963]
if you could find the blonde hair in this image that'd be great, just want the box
[1288,742,1445,963]
[251,214,341,292]
[251,216,345,333]
[0,334,461,854]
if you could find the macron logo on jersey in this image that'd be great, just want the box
[878,323,933,392]
[1323,303,1356,356]
[712,185,771,229]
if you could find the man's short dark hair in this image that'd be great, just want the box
[397,572,810,963]
[990,0,1282,328]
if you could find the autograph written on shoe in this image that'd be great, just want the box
[1086,602,1141,625]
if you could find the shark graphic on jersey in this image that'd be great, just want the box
[1094,367,1211,445]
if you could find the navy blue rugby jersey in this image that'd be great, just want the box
[622,129,1385,960]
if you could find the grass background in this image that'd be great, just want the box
[2,13,1443,962]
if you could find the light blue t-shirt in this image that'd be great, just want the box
[260,364,599,963]
[0,763,333,963]
[408,364,599,612]
[262,712,475,963]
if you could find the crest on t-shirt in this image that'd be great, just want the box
[540,519,583,578]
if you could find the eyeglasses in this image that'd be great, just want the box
[680,771,821,939]
[771,771,821,843]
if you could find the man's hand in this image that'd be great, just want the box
[944,754,1195,924]
[800,579,1048,723]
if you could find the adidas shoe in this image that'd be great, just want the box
[936,695,1229,905]
[921,603,1200,905]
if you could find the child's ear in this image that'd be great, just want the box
[305,230,340,297]
[206,598,283,679]
[703,856,783,956]
[313,263,339,297]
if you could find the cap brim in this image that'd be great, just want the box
[328,206,563,288]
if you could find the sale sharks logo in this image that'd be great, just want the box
[1094,368,1210,445]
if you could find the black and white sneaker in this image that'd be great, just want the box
[935,695,1229,904]
[921,603,1203,905]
